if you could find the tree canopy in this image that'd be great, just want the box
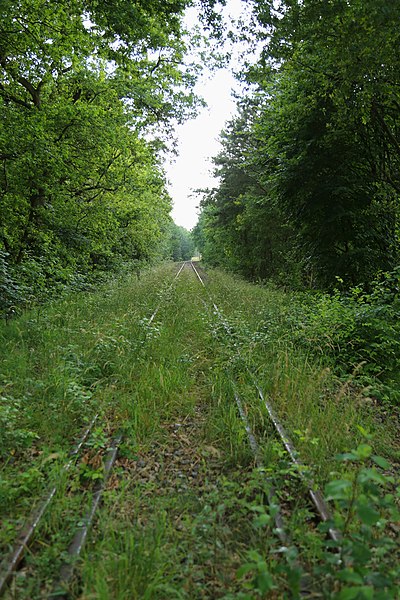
[196,0,400,288]
[0,0,223,308]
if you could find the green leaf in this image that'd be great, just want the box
[338,570,364,585]
[250,505,266,514]
[356,425,372,440]
[336,452,359,462]
[325,479,352,500]
[355,444,372,460]
[356,502,380,526]
[254,513,272,528]
[237,563,255,579]
[255,570,275,593]
[371,455,391,470]
[338,586,374,600]
[247,550,262,562]
[359,468,387,485]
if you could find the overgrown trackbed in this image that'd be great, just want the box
[0,263,398,599]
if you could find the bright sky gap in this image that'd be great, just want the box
[166,0,247,231]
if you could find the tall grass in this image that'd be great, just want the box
[1,263,398,598]
[205,268,398,475]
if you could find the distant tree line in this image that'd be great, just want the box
[194,0,400,289]
[164,224,195,261]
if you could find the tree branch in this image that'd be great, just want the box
[150,53,163,75]
[372,104,400,157]
[0,83,32,109]
[0,55,42,107]
[55,120,77,143]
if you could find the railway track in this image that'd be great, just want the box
[189,260,341,548]
[1,260,349,597]
[0,262,187,599]
[0,414,99,597]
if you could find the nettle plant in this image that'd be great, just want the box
[0,395,38,459]
[322,441,400,599]
[238,434,400,599]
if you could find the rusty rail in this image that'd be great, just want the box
[149,261,186,324]
[190,261,340,542]
[0,414,99,596]
[0,262,186,597]
[233,389,288,546]
[49,435,122,599]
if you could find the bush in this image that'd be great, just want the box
[238,443,400,598]
[257,268,400,405]
[0,395,38,458]
[0,251,23,319]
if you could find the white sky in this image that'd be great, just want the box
[166,0,248,231]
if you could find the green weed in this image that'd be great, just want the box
[1,264,398,599]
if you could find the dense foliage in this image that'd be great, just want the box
[196,0,400,289]
[255,269,400,404]
[165,223,195,261]
[0,0,217,314]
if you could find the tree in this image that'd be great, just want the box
[163,223,195,261]
[0,0,224,300]
[198,0,400,287]
[251,0,400,285]
[195,104,300,283]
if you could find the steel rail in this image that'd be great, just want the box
[195,276,290,546]
[191,262,233,333]
[49,434,122,599]
[49,263,187,596]
[48,262,187,597]
[0,262,187,597]
[194,263,315,593]
[234,390,288,546]
[234,390,261,461]
[190,261,340,542]
[0,413,99,597]
[148,261,186,324]
[253,383,340,542]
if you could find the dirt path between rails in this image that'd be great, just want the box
[104,403,253,598]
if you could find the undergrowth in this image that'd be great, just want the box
[0,263,399,598]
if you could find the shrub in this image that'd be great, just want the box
[0,251,23,319]
[283,268,400,404]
